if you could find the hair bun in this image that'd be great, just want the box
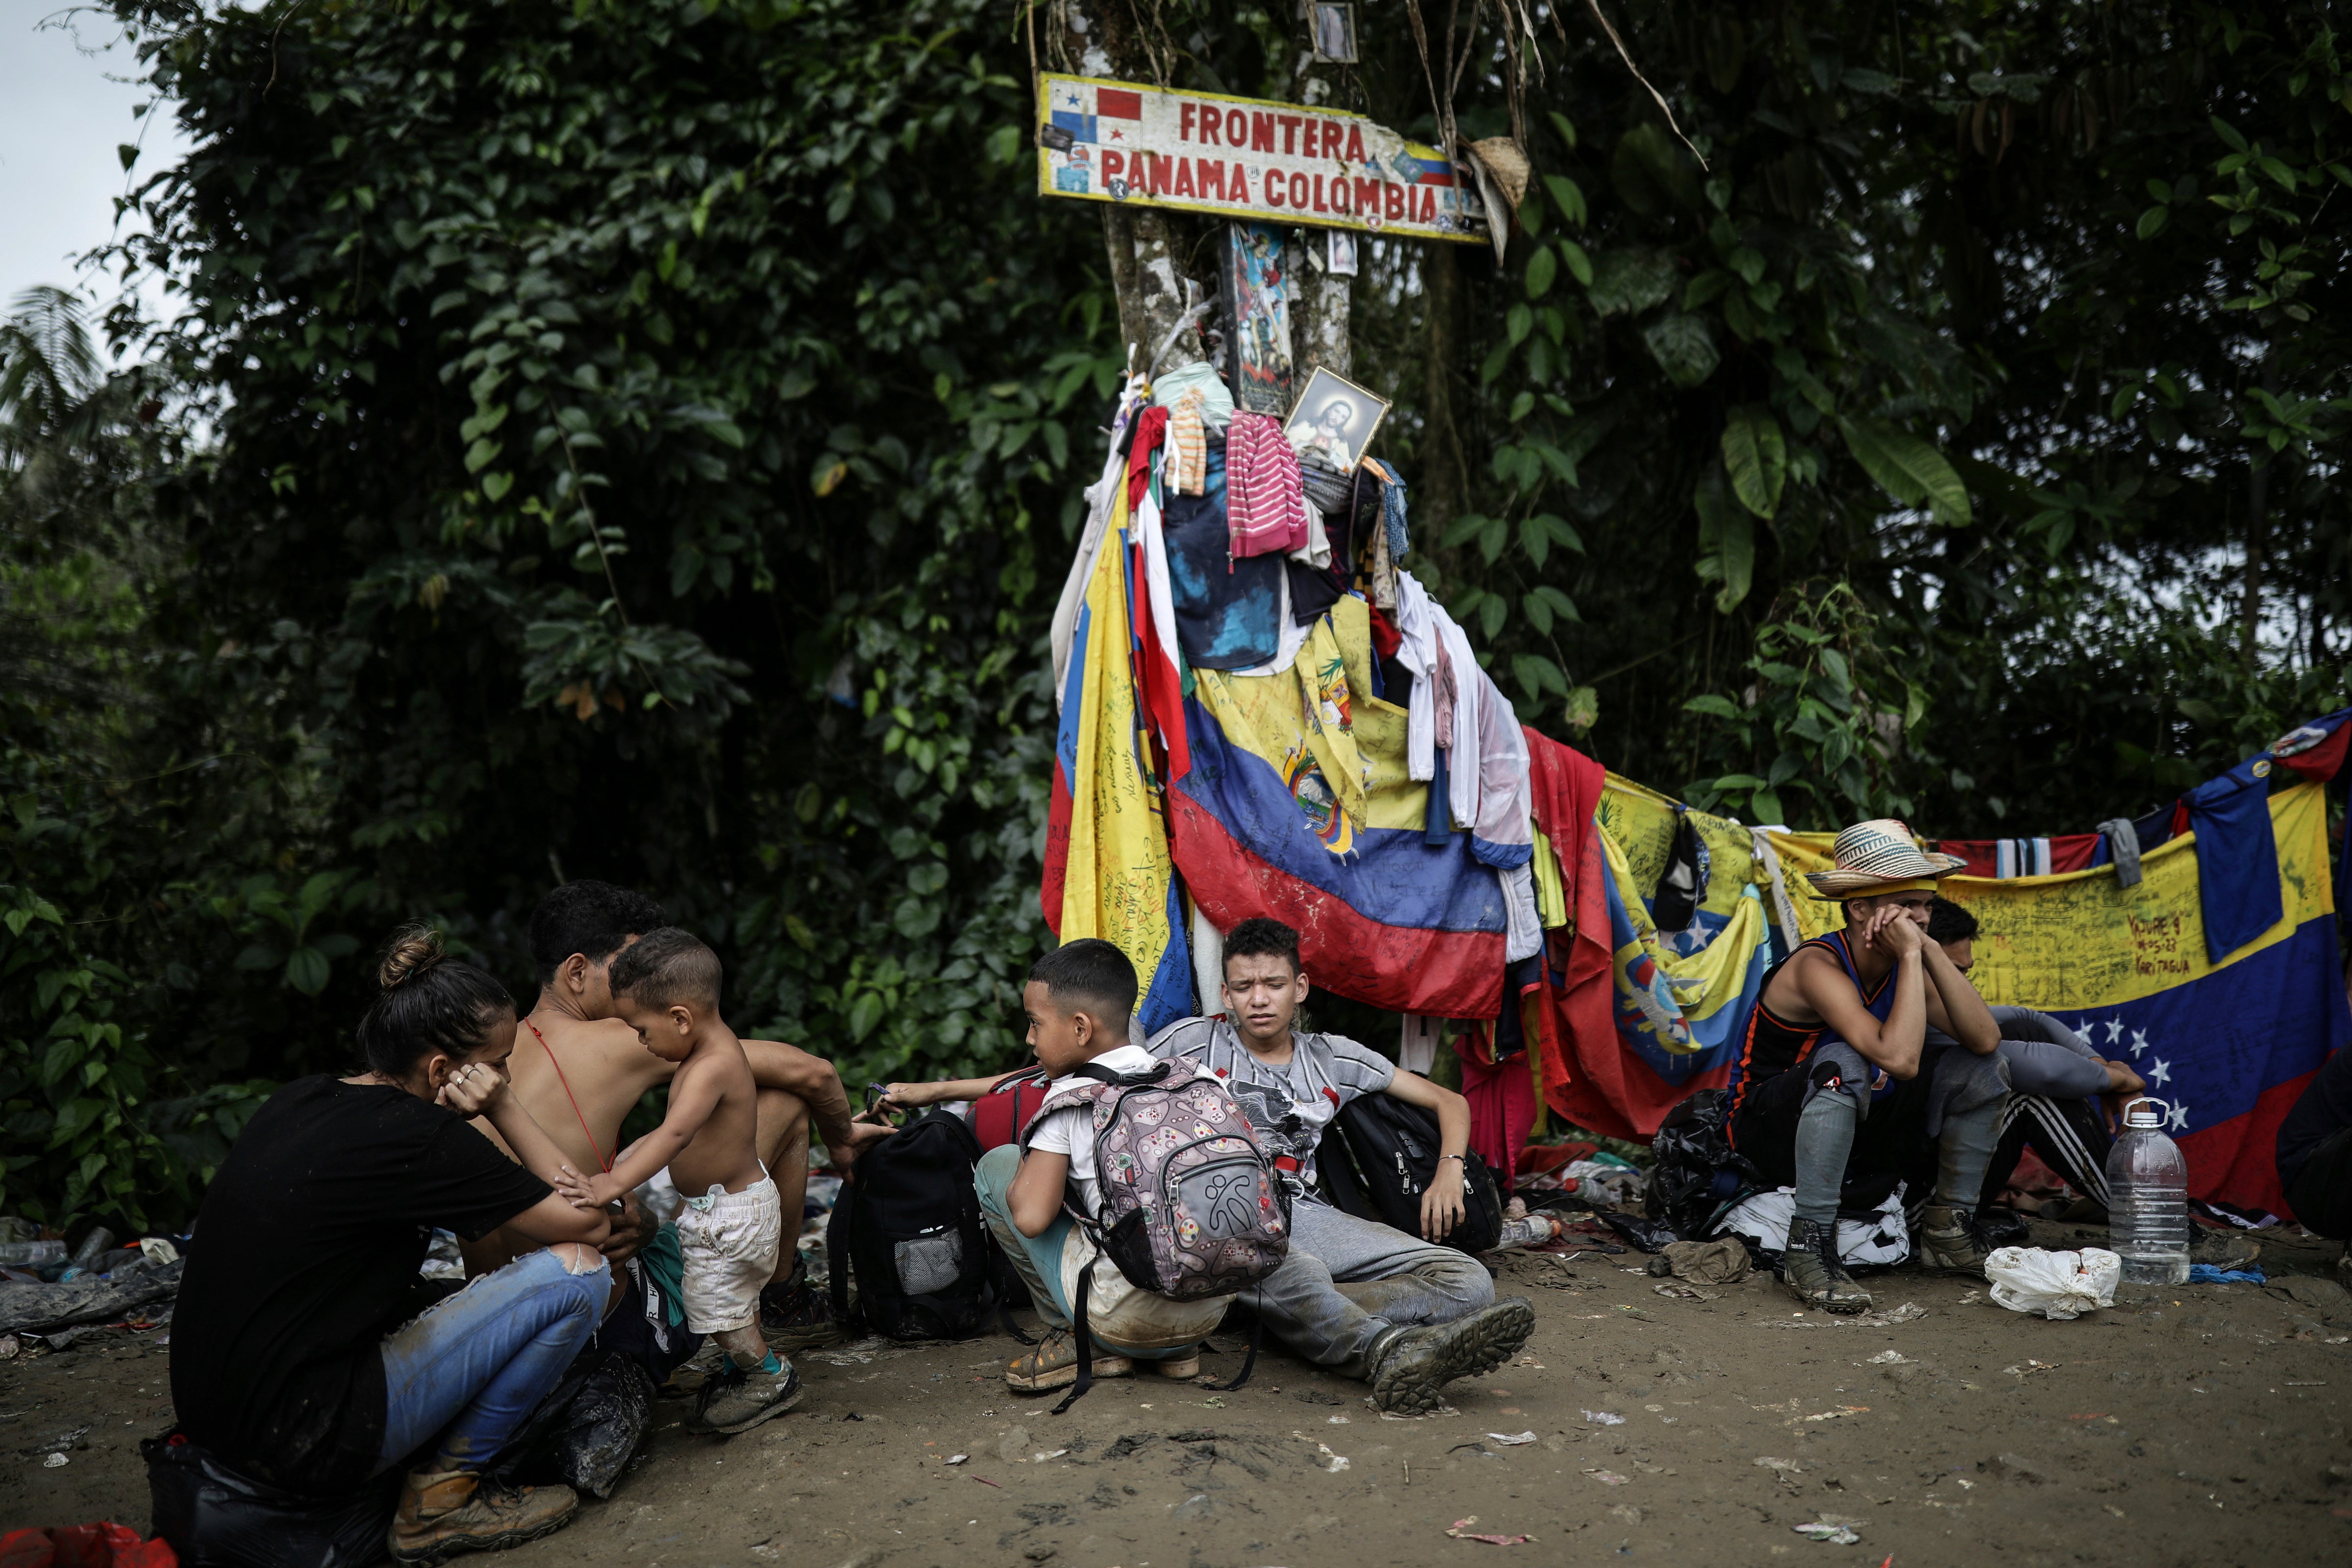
[378,924,447,989]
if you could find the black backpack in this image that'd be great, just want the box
[1317,1092,1505,1255]
[827,1108,999,1340]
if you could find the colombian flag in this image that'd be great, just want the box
[1772,781,2352,1220]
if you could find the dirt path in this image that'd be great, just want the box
[7,1224,2349,1567]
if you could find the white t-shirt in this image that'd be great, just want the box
[1023,1043,1161,1222]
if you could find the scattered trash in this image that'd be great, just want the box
[1792,1519,1861,1544]
[1754,1456,1802,1473]
[1486,1431,1539,1446]
[0,1336,17,1360]
[1984,1247,2119,1320]
[1797,1406,1869,1424]
[1317,1444,1350,1473]
[1582,1410,1625,1425]
[1653,1282,1719,1303]
[43,1453,69,1468]
[23,1426,91,1457]
[1446,1515,1535,1545]
[1327,1414,1350,1424]
[1761,1302,1929,1329]
[969,1475,1003,1489]
[138,1238,181,1267]
[1199,1396,1227,1409]
[418,1230,465,1281]
[1585,1469,1630,1486]
[1861,1350,1911,1366]
[945,1454,969,1465]
[2186,1264,2265,1284]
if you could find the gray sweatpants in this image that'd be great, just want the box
[1241,1196,1494,1380]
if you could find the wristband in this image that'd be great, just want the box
[1437,1154,1465,1165]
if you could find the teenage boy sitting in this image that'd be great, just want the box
[572,929,798,1434]
[1149,917,1534,1415]
[980,938,1229,1392]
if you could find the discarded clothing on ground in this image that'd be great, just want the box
[0,1257,182,1337]
[1716,1186,1911,1268]
[1657,1237,1752,1285]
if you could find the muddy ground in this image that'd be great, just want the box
[6,1218,2351,1568]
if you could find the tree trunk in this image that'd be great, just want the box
[1066,3,1350,388]
[1419,242,1466,526]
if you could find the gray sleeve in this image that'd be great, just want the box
[1995,1037,2113,1099]
[1323,1035,1397,1096]
[1146,1016,1210,1060]
[1992,1006,2102,1061]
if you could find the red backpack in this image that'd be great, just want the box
[970,1067,1051,1153]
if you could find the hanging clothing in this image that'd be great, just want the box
[1163,391,1209,496]
[2185,756,2285,962]
[1362,456,1410,560]
[1398,1015,1444,1075]
[1152,360,1233,431]
[1050,377,1148,709]
[1125,405,1169,512]
[2095,817,2144,888]
[1225,412,1312,560]
[1162,443,1283,671]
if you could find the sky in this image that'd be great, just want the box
[0,1,189,330]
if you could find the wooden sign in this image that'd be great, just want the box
[1036,73,1489,245]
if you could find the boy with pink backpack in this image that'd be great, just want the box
[977,939,1288,1408]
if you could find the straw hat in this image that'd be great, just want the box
[1802,818,1966,897]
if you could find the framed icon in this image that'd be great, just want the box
[1283,366,1388,470]
[1309,3,1359,64]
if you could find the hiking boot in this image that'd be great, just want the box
[1368,1297,1535,1415]
[1780,1217,1873,1314]
[1918,1205,1995,1276]
[689,1358,805,1435]
[1004,1327,1133,1393]
[758,1257,846,1354]
[387,1470,578,1564]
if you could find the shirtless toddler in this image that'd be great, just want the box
[573,927,799,1434]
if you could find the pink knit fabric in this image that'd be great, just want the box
[1224,412,1311,561]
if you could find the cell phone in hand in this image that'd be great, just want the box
[864,1080,892,1114]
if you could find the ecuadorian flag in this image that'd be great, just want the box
[1774,782,2352,1220]
[1168,595,1510,1018]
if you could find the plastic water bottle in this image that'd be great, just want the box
[2104,1101,2189,1285]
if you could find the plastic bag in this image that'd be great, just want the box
[144,1432,397,1568]
[1645,1090,1762,1240]
[1984,1246,2120,1320]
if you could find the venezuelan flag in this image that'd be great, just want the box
[1041,482,1195,1036]
[1770,782,2352,1219]
[1161,595,1512,1018]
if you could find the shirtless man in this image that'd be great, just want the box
[466,880,882,1361]
[1726,820,2005,1313]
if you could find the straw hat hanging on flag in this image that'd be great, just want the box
[1802,818,1967,897]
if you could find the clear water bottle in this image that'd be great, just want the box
[2104,1101,2189,1285]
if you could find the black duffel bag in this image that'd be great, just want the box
[1317,1091,1505,1255]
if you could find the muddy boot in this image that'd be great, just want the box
[387,1470,578,1564]
[759,1255,847,1354]
[1918,1205,1995,1276]
[689,1358,805,1435]
[1780,1217,1873,1314]
[1004,1327,1133,1393]
[1368,1297,1536,1415]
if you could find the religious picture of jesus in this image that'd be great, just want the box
[1283,367,1387,473]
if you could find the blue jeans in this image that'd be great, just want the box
[972,1145,1187,1360]
[374,1246,610,1477]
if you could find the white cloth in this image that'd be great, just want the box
[1715,1184,1912,1267]
[1434,610,1484,830]
[675,1175,784,1334]
[1023,1042,1161,1222]
[1398,1014,1444,1075]
[1394,571,1442,783]
[1050,377,1148,709]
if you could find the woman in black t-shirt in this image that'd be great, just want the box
[173,928,613,1564]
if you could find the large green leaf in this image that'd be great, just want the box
[1642,314,1720,388]
[1720,405,1788,519]
[1836,416,1973,527]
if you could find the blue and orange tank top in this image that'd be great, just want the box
[1726,930,1898,1124]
